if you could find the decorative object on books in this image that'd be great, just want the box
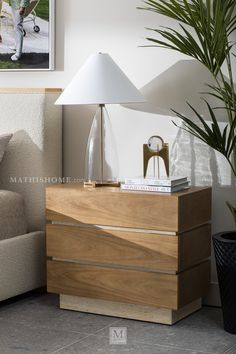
[143,135,169,178]
[139,0,236,333]
[56,53,144,186]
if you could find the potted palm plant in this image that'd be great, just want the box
[139,0,236,333]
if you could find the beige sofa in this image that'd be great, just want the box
[0,88,62,301]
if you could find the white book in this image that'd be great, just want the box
[121,182,189,193]
[124,176,188,187]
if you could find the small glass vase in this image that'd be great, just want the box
[85,105,119,184]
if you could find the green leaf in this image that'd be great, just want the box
[140,0,236,75]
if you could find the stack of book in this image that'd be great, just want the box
[121,176,189,193]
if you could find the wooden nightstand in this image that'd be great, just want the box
[46,184,211,324]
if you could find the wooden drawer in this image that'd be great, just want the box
[46,185,211,232]
[47,260,210,310]
[46,223,211,272]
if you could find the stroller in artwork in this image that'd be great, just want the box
[23,0,41,36]
[0,0,41,37]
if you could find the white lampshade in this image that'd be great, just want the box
[56,53,144,105]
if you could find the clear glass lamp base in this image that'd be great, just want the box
[85,104,119,185]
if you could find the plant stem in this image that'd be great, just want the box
[227,157,236,178]
[213,45,236,175]
[213,68,233,122]
[225,43,236,174]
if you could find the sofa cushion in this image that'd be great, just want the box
[0,190,27,240]
[0,134,12,164]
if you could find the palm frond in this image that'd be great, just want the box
[139,0,236,75]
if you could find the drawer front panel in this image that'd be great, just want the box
[47,260,178,309]
[46,185,211,232]
[46,224,178,272]
[46,186,179,231]
[47,224,211,272]
[47,260,210,310]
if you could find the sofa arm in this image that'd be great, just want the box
[0,231,46,301]
[0,190,27,240]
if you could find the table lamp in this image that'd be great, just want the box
[56,53,144,186]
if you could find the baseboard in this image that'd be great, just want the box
[203,282,221,307]
[0,287,46,308]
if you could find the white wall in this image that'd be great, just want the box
[0,0,235,305]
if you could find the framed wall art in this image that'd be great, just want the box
[0,0,55,71]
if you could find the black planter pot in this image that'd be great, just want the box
[213,231,236,334]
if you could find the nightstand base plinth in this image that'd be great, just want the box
[60,294,202,325]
